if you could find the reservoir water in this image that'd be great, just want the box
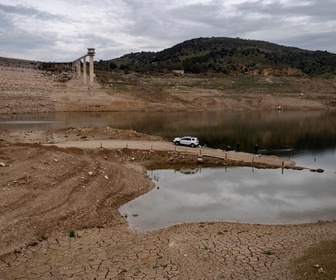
[1,110,336,162]
[120,167,336,231]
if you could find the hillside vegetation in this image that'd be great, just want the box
[96,37,336,77]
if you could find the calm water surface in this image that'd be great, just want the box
[1,110,336,155]
[1,110,336,165]
[119,167,336,231]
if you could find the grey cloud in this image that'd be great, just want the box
[109,0,330,58]
[0,0,335,61]
[0,4,57,59]
[0,30,56,60]
[0,3,63,21]
[236,0,336,20]
[280,0,335,19]
[122,3,222,43]
[0,3,75,60]
[278,30,336,52]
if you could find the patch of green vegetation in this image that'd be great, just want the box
[232,76,263,91]
[201,245,211,252]
[39,235,48,241]
[69,230,76,238]
[263,250,276,255]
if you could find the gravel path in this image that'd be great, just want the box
[48,139,297,169]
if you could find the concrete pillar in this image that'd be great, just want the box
[83,57,87,85]
[76,60,81,76]
[89,55,94,84]
[87,48,95,84]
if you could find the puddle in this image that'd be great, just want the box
[119,167,336,231]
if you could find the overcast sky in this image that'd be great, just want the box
[0,0,335,62]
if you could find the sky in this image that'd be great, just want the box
[0,0,335,62]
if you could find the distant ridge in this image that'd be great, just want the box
[97,37,336,77]
[0,57,41,69]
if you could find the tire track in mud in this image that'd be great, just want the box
[0,144,151,255]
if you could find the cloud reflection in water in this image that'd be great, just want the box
[119,167,336,231]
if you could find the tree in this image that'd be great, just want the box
[109,62,117,70]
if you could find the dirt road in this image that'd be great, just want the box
[48,139,296,169]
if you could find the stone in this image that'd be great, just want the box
[318,267,324,273]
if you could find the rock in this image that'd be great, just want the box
[197,157,204,164]
[88,171,94,176]
[318,267,324,273]
[310,168,324,173]
[0,162,6,167]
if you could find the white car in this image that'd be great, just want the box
[173,136,199,147]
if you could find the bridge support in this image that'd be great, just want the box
[83,56,87,85]
[73,48,95,85]
[88,48,95,84]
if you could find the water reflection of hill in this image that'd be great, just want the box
[176,168,201,175]
[1,110,335,155]
[124,110,336,154]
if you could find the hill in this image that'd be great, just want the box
[1,45,336,114]
[96,37,336,77]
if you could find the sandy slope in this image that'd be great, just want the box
[1,63,334,114]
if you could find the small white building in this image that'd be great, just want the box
[172,70,184,75]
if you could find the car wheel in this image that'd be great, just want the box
[175,141,180,145]
[190,143,195,148]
